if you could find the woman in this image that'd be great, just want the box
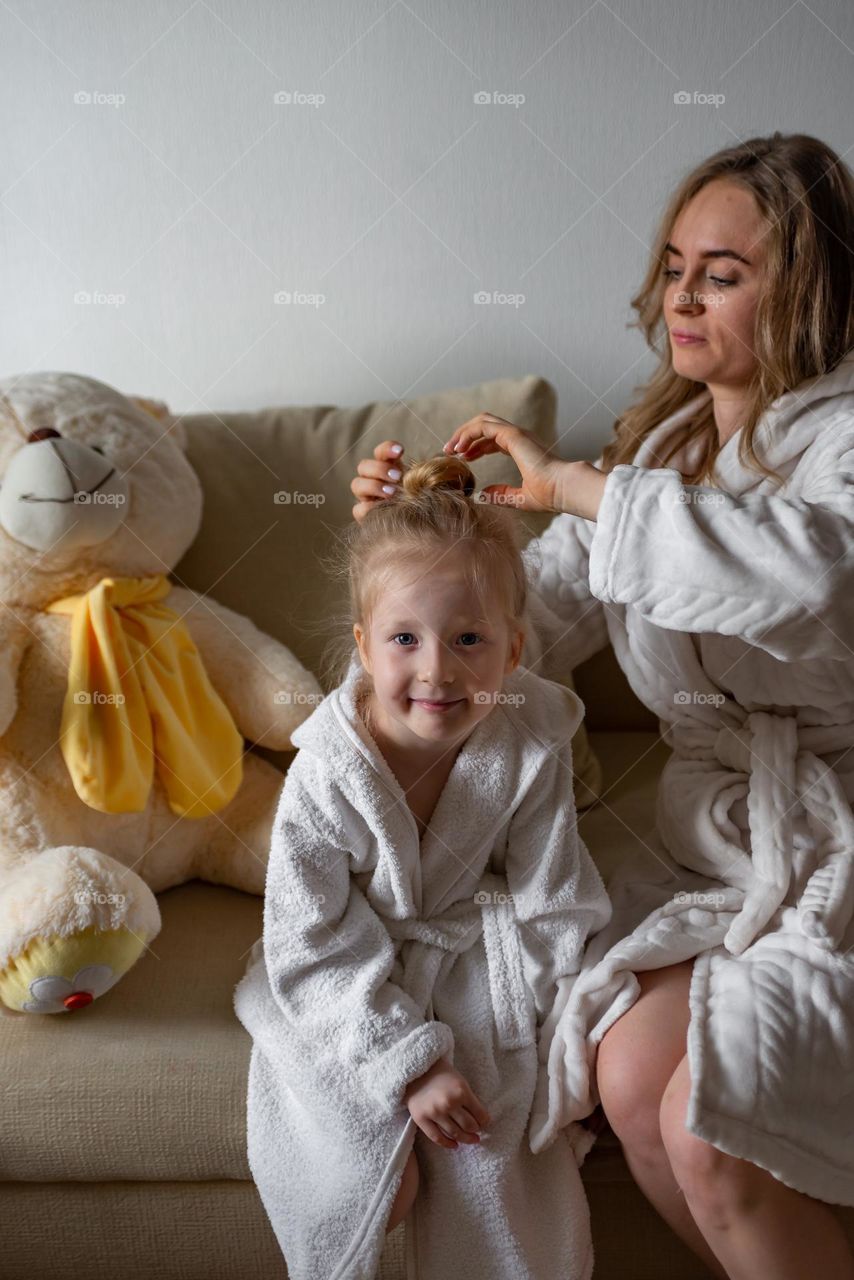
[350,132,854,1279]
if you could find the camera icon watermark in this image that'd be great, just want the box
[473,289,525,307]
[73,490,127,506]
[273,90,326,107]
[473,689,526,706]
[673,889,728,908]
[273,489,326,506]
[273,290,326,307]
[673,90,725,108]
[473,90,525,108]
[73,90,126,108]
[673,690,727,708]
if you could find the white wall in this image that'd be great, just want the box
[1,0,852,458]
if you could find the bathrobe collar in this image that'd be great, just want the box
[290,654,585,918]
[632,347,854,495]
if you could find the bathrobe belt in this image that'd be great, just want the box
[666,712,854,956]
[384,871,536,1052]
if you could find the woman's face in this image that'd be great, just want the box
[662,178,770,391]
[353,556,524,756]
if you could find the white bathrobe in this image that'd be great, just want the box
[523,349,854,1207]
[233,656,612,1280]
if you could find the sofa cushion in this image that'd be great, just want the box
[0,728,664,1183]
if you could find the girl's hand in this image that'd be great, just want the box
[404,1055,492,1150]
[443,413,608,520]
[350,440,407,522]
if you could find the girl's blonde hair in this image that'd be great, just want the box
[320,453,528,691]
[601,131,854,486]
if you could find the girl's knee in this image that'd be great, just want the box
[386,1150,419,1233]
[597,1027,670,1157]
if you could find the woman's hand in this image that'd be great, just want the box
[351,440,406,522]
[444,413,608,521]
[404,1055,492,1149]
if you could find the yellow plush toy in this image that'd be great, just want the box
[0,372,323,1014]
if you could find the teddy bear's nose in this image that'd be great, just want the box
[27,427,62,443]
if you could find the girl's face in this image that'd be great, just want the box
[662,177,769,391]
[353,558,524,755]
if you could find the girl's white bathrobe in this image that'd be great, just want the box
[233,656,612,1280]
[523,349,854,1207]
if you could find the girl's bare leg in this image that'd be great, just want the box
[661,1056,854,1280]
[596,960,729,1279]
[386,1149,419,1232]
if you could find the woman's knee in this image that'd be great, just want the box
[386,1149,419,1232]
[660,1065,762,1228]
[596,961,694,1158]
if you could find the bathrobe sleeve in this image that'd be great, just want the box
[262,754,455,1112]
[521,507,610,681]
[505,742,612,1024]
[588,423,854,663]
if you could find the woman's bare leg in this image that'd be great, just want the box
[596,960,728,1279]
[661,1056,854,1280]
[386,1149,419,1232]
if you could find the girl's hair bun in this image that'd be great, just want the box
[400,453,476,499]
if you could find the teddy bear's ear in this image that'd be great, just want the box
[129,395,188,452]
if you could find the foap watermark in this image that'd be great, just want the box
[74,290,126,308]
[474,889,517,905]
[473,690,526,706]
[674,290,725,308]
[273,690,325,706]
[473,289,525,307]
[673,90,725,109]
[73,89,126,108]
[273,90,326,107]
[73,490,127,506]
[674,690,727,708]
[73,690,126,705]
[273,489,326,506]
[673,889,728,908]
[273,290,326,308]
[473,90,525,108]
[73,890,127,907]
[675,489,726,505]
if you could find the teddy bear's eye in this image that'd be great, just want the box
[92,445,106,455]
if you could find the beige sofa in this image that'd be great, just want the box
[4,377,853,1279]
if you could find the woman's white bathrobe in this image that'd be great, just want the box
[233,657,612,1280]
[523,349,854,1207]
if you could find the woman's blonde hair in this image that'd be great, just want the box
[601,131,854,486]
[320,453,528,690]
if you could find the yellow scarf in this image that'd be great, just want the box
[47,575,244,818]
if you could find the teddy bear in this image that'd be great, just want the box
[0,371,323,1014]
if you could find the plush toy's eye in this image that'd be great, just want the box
[92,445,106,455]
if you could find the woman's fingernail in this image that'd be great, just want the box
[388,468,402,480]
[382,484,396,495]
[390,444,403,454]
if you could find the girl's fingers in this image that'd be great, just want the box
[419,1118,458,1149]
[448,1107,483,1142]
[465,1093,492,1130]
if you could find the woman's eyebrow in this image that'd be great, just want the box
[664,240,752,265]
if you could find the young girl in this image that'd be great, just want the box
[234,453,612,1280]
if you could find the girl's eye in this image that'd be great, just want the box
[709,275,735,287]
[459,633,482,646]
[392,633,417,646]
